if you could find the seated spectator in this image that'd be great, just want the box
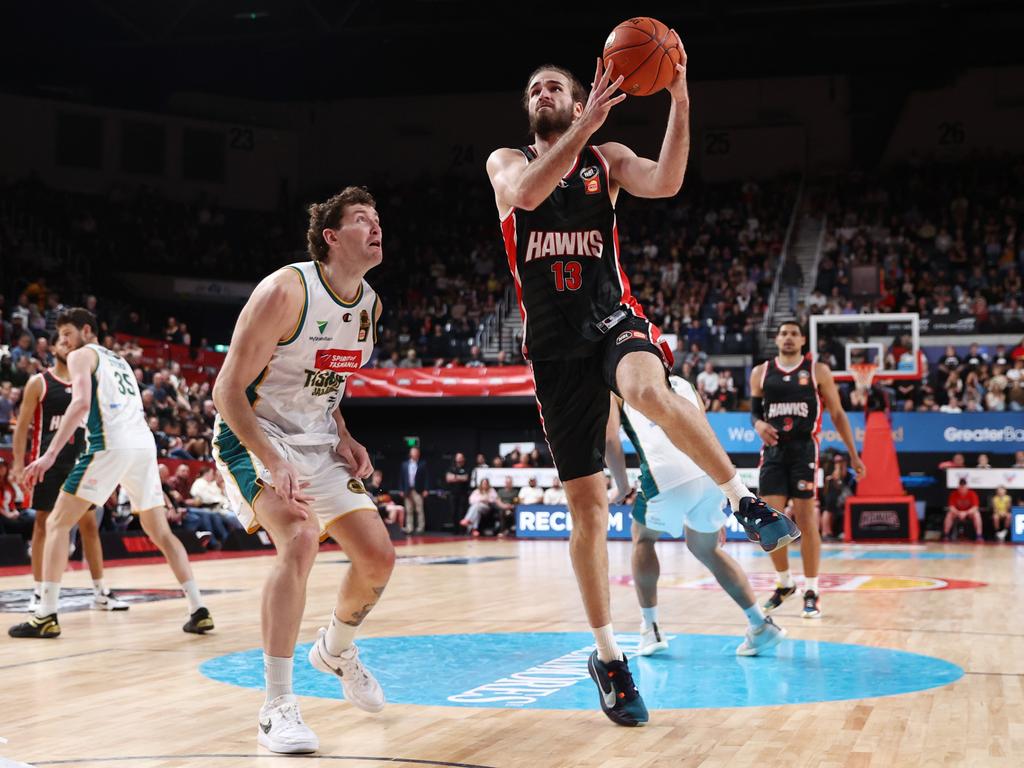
[158,464,235,549]
[976,454,992,469]
[365,470,405,529]
[820,454,856,541]
[517,477,545,505]
[696,361,720,408]
[1015,451,1024,468]
[938,453,966,469]
[0,457,32,539]
[496,477,519,536]
[543,477,567,506]
[459,479,510,537]
[943,479,983,542]
[991,485,1012,542]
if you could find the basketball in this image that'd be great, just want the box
[602,17,682,97]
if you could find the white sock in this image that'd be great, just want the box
[592,623,623,663]
[777,570,795,588]
[641,606,658,628]
[324,611,357,655]
[263,654,293,702]
[719,473,755,511]
[92,579,106,596]
[743,602,766,628]
[181,580,204,613]
[33,581,42,597]
[38,581,60,616]
[805,576,819,593]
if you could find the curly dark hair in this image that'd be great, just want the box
[306,187,376,262]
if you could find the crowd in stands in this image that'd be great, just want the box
[801,158,1024,330]
[937,451,1024,542]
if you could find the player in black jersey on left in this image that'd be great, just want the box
[10,337,129,614]
[486,48,799,727]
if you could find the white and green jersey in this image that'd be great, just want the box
[238,260,378,447]
[621,375,706,500]
[84,343,150,452]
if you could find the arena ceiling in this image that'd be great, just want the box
[4,0,1024,107]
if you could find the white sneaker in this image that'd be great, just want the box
[638,622,669,656]
[91,590,130,611]
[26,592,39,613]
[257,694,318,754]
[736,616,787,656]
[308,628,386,713]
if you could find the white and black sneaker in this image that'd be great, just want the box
[308,628,385,713]
[637,622,669,656]
[257,694,318,754]
[91,589,130,611]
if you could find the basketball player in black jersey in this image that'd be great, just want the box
[486,54,798,727]
[750,322,865,618]
[10,337,129,612]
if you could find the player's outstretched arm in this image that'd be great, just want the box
[816,362,866,478]
[749,362,779,447]
[486,58,626,212]
[599,34,689,199]
[10,373,43,484]
[212,268,312,514]
[23,348,94,486]
[604,394,631,503]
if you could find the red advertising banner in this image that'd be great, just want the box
[344,366,535,398]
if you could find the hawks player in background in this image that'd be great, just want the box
[486,52,798,727]
[10,336,128,612]
[750,321,865,618]
[213,188,391,754]
[10,308,211,639]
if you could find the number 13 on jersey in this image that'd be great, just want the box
[551,260,582,292]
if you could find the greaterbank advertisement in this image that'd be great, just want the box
[627,413,1024,455]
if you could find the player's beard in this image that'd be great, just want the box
[529,103,574,141]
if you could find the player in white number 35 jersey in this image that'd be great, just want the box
[213,187,393,754]
[605,376,790,659]
[10,308,212,639]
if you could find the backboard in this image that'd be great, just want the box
[808,313,921,382]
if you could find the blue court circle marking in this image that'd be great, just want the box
[200,632,963,710]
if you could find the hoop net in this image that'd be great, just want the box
[850,361,879,393]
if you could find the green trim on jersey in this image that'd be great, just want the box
[63,452,96,495]
[370,295,379,344]
[245,366,270,407]
[315,260,364,308]
[85,372,106,452]
[213,421,262,505]
[278,266,308,346]
[619,408,660,503]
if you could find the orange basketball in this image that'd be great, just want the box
[602,17,682,97]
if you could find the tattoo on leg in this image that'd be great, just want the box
[342,584,387,626]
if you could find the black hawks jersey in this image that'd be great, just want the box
[500,145,644,360]
[759,355,822,442]
[29,369,86,467]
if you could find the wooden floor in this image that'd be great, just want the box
[1,537,1022,768]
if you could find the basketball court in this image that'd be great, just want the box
[1,533,1018,768]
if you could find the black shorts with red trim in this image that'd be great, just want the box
[26,462,77,512]
[758,438,818,500]
[532,314,670,482]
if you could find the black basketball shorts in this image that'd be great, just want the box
[758,438,819,501]
[28,462,77,512]
[531,314,671,482]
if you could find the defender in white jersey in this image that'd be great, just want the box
[605,376,793,657]
[213,187,393,754]
[10,308,212,640]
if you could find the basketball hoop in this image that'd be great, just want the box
[850,361,878,393]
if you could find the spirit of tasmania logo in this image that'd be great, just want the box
[303,349,363,397]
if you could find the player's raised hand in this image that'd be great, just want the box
[578,57,627,136]
[665,30,689,106]
[23,453,55,488]
[267,458,312,520]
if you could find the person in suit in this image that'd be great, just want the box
[400,446,428,533]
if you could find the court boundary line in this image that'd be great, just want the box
[30,754,497,767]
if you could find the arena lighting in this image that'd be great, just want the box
[232,10,270,20]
